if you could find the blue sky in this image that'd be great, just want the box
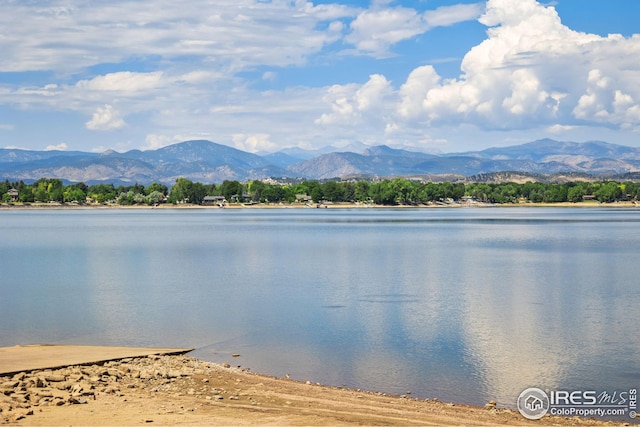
[1,0,639,154]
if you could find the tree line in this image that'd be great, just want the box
[2,177,639,206]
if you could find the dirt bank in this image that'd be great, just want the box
[0,354,623,426]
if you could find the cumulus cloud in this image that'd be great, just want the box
[310,0,640,149]
[86,104,126,131]
[45,143,68,151]
[413,0,640,131]
[316,74,393,125]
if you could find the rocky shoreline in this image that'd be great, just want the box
[1,354,624,426]
[1,354,228,424]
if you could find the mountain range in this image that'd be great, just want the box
[2,138,640,185]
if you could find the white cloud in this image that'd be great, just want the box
[398,65,441,119]
[423,3,484,29]
[315,74,393,128]
[356,74,394,112]
[86,104,126,131]
[390,0,640,133]
[232,133,277,153]
[0,1,358,73]
[262,71,277,81]
[547,124,575,133]
[307,0,640,150]
[315,83,360,125]
[45,143,68,151]
[0,124,14,131]
[144,134,176,151]
[345,7,423,56]
[76,72,164,92]
[2,0,639,154]
[345,3,482,57]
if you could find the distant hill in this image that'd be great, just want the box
[465,138,640,161]
[287,145,434,179]
[2,138,640,184]
[0,140,286,185]
[286,139,640,179]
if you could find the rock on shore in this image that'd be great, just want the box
[0,354,227,424]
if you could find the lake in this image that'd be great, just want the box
[1,207,639,408]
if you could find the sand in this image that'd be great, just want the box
[0,345,624,426]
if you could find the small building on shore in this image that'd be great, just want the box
[7,188,18,202]
[295,194,312,203]
[203,196,226,206]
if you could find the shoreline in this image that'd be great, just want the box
[0,351,620,426]
[1,200,638,210]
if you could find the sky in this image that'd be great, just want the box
[1,0,639,154]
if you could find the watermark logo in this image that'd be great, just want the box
[518,387,638,420]
[517,388,550,420]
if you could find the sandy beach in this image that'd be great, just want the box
[0,346,623,426]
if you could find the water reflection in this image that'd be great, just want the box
[1,208,640,409]
[459,219,640,405]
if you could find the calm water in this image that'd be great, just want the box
[1,207,639,408]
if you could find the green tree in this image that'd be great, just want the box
[354,181,370,202]
[38,178,64,202]
[321,181,345,202]
[542,184,567,203]
[167,178,207,204]
[64,187,86,203]
[33,178,51,202]
[34,187,48,202]
[130,183,146,194]
[168,178,192,204]
[145,182,168,196]
[189,182,207,205]
[309,184,323,203]
[261,184,286,203]
[467,183,492,203]
[302,181,322,202]
[369,180,396,205]
[567,185,586,203]
[18,186,35,202]
[247,180,266,202]
[88,183,116,203]
[146,190,165,205]
[391,179,414,204]
[341,182,356,202]
[595,182,623,203]
[218,180,244,202]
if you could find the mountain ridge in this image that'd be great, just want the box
[2,139,640,184]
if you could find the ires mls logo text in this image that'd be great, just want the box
[550,390,597,405]
[551,390,631,406]
[518,387,637,420]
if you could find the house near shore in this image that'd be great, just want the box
[295,194,312,203]
[230,193,251,203]
[203,196,226,206]
[7,188,18,202]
